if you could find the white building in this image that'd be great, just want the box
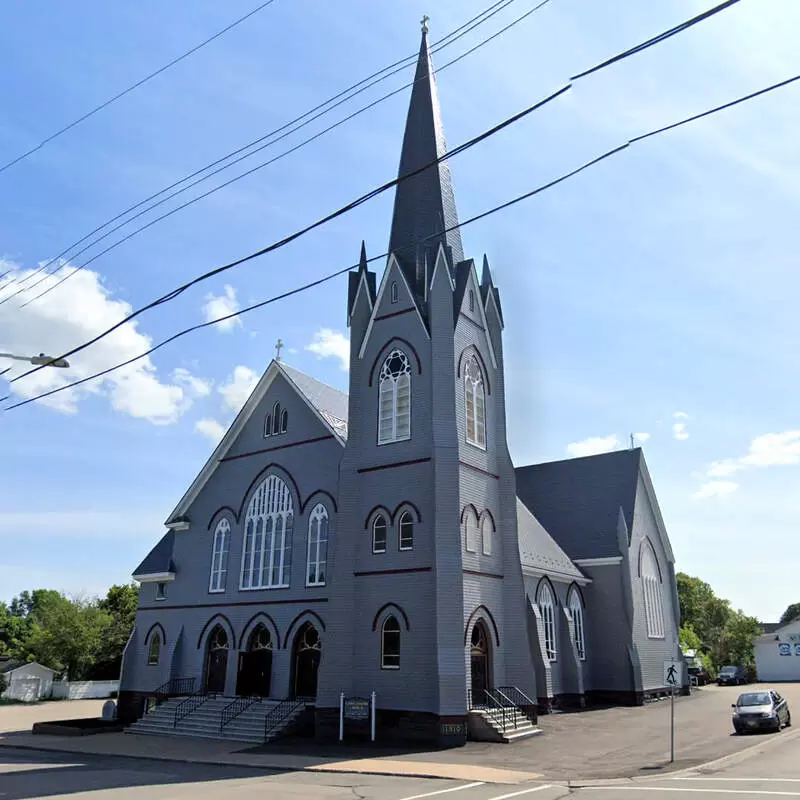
[754,619,800,682]
[0,658,57,702]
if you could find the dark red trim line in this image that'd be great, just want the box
[220,435,334,463]
[354,567,432,577]
[358,457,431,474]
[463,569,504,579]
[374,307,416,322]
[141,597,328,613]
[459,460,499,479]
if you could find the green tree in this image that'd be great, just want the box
[0,602,32,656]
[92,584,139,679]
[779,603,800,626]
[679,624,702,652]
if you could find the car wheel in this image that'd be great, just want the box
[786,712,791,728]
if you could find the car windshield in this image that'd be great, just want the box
[738,693,771,707]
[720,667,737,674]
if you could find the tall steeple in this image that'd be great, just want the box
[388,24,464,293]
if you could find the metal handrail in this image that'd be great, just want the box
[220,695,261,732]
[174,691,215,727]
[263,698,306,742]
[149,677,196,709]
[498,686,535,708]
[481,689,510,730]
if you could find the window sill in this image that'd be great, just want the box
[466,439,487,452]
[154,597,166,602]
[238,584,290,591]
[377,435,411,446]
[372,548,387,554]
[264,431,288,439]
[399,545,413,551]
[208,588,225,594]
[147,662,159,667]
[306,581,326,588]
[381,665,400,670]
[647,635,666,640]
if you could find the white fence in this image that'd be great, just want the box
[51,680,119,700]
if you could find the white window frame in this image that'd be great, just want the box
[372,515,387,554]
[641,542,665,639]
[306,504,328,587]
[378,350,411,445]
[481,514,493,556]
[240,475,294,590]
[155,582,166,601]
[538,582,557,661]
[464,510,478,553]
[464,356,486,449]
[398,511,414,551]
[568,588,586,660]
[390,281,398,303]
[209,518,230,593]
[381,615,401,669]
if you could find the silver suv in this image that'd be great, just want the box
[732,690,792,734]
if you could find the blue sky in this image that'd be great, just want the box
[1,0,798,622]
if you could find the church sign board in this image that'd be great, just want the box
[343,697,370,720]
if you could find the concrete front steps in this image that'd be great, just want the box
[468,708,541,743]
[126,696,306,744]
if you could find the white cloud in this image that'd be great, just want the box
[0,261,199,424]
[673,423,689,440]
[708,459,743,478]
[172,367,211,397]
[195,417,226,443]
[706,430,800,480]
[693,481,738,500]
[673,411,689,419]
[566,434,619,458]
[203,285,241,332]
[306,328,350,371]
[218,365,258,413]
[634,432,650,442]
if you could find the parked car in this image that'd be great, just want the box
[732,690,791,734]
[688,665,710,686]
[718,665,747,686]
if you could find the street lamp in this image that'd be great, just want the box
[0,352,70,369]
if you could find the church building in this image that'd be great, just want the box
[119,27,685,747]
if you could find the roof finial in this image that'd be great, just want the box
[420,14,429,33]
[275,338,284,362]
[629,433,635,449]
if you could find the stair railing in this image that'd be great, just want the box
[498,686,537,723]
[263,698,306,742]
[481,689,511,731]
[148,677,196,710]
[220,695,261,733]
[173,691,216,727]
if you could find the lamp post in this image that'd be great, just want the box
[0,352,70,373]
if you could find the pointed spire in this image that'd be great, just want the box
[388,25,464,293]
[481,254,494,287]
[359,239,368,271]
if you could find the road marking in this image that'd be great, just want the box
[398,782,485,800]
[673,779,800,783]
[582,787,800,796]
[488,786,555,800]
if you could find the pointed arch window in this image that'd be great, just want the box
[469,290,475,312]
[209,518,230,593]
[398,511,414,551]
[378,349,411,444]
[147,634,160,666]
[265,402,288,437]
[641,542,665,639]
[568,588,586,660]
[306,504,328,586]
[538,582,557,661]
[240,475,294,589]
[391,281,398,303]
[381,615,401,669]
[464,510,478,553]
[464,356,486,449]
[481,514,493,556]
[372,514,387,554]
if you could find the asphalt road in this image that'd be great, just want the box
[1,724,798,800]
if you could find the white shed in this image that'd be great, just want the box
[0,659,57,702]
[754,619,800,683]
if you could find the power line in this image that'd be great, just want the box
[0,0,279,175]
[8,0,543,305]
[6,69,799,412]
[9,0,739,308]
[4,0,748,381]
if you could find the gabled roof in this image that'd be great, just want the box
[516,498,587,583]
[388,30,463,292]
[166,361,348,524]
[515,449,643,561]
[0,659,55,674]
[133,530,175,578]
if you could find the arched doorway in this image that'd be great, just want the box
[236,624,273,697]
[204,625,229,694]
[291,622,321,699]
[470,621,492,702]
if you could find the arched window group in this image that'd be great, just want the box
[265,401,288,438]
[463,508,493,556]
[378,350,411,444]
[381,615,401,669]
[306,504,328,586]
[641,542,665,639]
[209,518,230,592]
[241,475,294,589]
[538,582,557,661]
[568,587,586,660]
[464,355,486,448]
[371,511,414,553]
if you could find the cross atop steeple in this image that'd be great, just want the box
[275,338,284,362]
[420,14,429,33]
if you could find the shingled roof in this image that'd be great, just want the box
[515,448,643,561]
[280,363,349,439]
[516,498,586,582]
[133,530,175,578]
